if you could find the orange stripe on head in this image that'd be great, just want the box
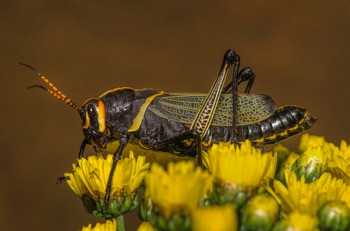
[97,100,106,133]
[82,110,90,129]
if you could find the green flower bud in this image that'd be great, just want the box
[291,147,327,183]
[210,180,256,209]
[157,215,167,230]
[84,192,138,219]
[272,219,292,231]
[241,195,279,231]
[317,201,350,231]
[275,152,299,185]
[150,204,191,231]
[108,192,138,215]
[139,197,154,222]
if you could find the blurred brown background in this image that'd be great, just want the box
[1,0,350,230]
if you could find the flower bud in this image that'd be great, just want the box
[84,192,139,219]
[139,196,154,222]
[275,152,299,184]
[291,147,327,183]
[210,180,255,209]
[317,201,350,231]
[150,205,191,231]
[108,192,138,216]
[241,195,279,231]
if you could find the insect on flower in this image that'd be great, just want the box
[20,49,317,213]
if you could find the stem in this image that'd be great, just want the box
[116,215,125,231]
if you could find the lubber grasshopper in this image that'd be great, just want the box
[20,49,317,213]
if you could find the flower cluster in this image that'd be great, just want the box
[63,134,350,231]
[271,134,350,230]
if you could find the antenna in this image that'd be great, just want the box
[19,63,79,110]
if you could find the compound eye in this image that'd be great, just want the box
[87,104,96,117]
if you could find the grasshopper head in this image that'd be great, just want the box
[80,98,109,151]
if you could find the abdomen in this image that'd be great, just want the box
[206,106,317,146]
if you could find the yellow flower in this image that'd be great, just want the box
[282,153,300,170]
[191,204,237,231]
[81,219,117,231]
[145,161,212,214]
[274,171,350,216]
[266,150,278,180]
[273,211,318,231]
[339,140,350,159]
[328,140,350,184]
[64,151,150,217]
[302,145,330,164]
[298,133,327,152]
[137,222,155,231]
[66,151,149,199]
[205,141,277,208]
[65,162,91,198]
[206,140,277,189]
[144,161,212,231]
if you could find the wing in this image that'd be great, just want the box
[147,93,276,126]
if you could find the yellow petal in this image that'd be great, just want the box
[191,204,237,231]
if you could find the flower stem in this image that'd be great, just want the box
[116,215,125,231]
